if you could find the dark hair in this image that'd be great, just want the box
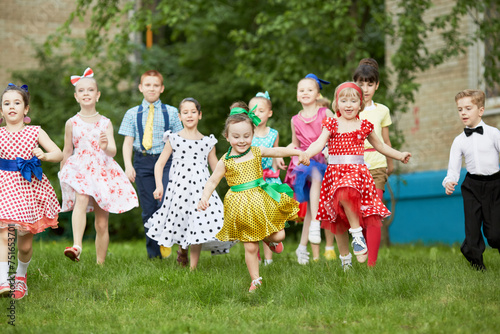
[229,101,249,111]
[249,96,272,109]
[353,58,379,84]
[2,84,30,107]
[223,113,254,137]
[179,97,201,112]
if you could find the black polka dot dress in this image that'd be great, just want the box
[216,146,299,242]
[146,131,232,255]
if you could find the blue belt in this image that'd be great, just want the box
[0,157,43,182]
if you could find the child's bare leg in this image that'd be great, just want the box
[72,192,90,252]
[94,204,109,264]
[335,232,350,256]
[17,233,33,264]
[299,208,311,247]
[244,242,260,280]
[336,231,352,270]
[339,199,360,228]
[308,170,322,247]
[189,244,202,270]
[0,228,8,262]
[264,229,285,243]
[263,242,273,261]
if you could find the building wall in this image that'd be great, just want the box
[0,0,86,85]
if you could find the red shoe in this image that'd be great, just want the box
[264,241,284,254]
[0,281,11,297]
[64,245,81,262]
[249,277,262,292]
[13,276,27,300]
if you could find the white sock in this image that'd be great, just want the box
[0,262,8,283]
[297,244,307,252]
[349,227,363,238]
[16,259,30,278]
[325,246,335,251]
[264,259,273,265]
[340,253,352,265]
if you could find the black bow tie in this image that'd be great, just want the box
[464,126,483,137]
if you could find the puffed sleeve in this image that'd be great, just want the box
[322,117,338,134]
[162,130,173,143]
[206,134,218,150]
[361,119,374,136]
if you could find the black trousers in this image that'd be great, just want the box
[460,172,500,267]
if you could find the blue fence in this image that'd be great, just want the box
[384,169,468,245]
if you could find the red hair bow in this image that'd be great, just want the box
[70,67,94,86]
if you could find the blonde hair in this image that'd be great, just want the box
[332,82,365,114]
[455,89,485,109]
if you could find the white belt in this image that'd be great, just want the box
[328,155,365,165]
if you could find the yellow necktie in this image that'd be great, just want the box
[142,104,154,151]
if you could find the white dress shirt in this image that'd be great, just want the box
[442,120,500,187]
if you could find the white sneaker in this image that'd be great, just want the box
[296,247,310,265]
[340,253,353,272]
[308,220,322,244]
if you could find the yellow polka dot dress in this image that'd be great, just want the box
[216,146,299,242]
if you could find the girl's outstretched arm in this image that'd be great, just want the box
[304,128,330,158]
[152,140,173,200]
[35,128,63,163]
[273,133,286,170]
[260,147,309,166]
[381,126,394,174]
[198,159,226,211]
[367,132,411,163]
[99,121,117,157]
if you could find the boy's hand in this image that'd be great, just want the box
[298,152,310,166]
[98,131,108,151]
[400,152,411,164]
[153,187,163,200]
[445,182,457,195]
[197,199,209,211]
[276,157,287,170]
[32,147,46,161]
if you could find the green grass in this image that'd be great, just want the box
[2,240,499,333]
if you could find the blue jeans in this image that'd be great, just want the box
[134,152,171,259]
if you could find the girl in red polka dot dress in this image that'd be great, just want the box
[197,107,308,292]
[304,82,411,270]
[0,84,63,299]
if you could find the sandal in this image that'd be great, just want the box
[64,245,82,262]
[176,249,188,267]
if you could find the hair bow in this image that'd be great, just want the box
[230,105,261,126]
[70,67,94,86]
[305,73,330,90]
[7,83,29,92]
[256,91,271,100]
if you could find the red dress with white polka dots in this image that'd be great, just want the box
[0,126,60,233]
[317,118,390,235]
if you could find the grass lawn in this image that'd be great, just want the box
[2,239,499,333]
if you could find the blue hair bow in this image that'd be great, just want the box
[256,91,271,100]
[8,83,29,92]
[305,73,330,90]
